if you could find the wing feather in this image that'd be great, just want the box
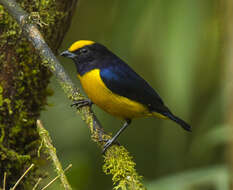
[99,59,168,114]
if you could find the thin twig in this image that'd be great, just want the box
[3,172,6,190]
[11,164,34,190]
[32,178,42,190]
[0,0,108,146]
[41,164,72,190]
[37,120,72,190]
[0,0,146,189]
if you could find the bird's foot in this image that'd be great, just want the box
[71,99,93,109]
[101,120,131,154]
[102,138,120,154]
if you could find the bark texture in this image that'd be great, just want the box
[0,0,77,189]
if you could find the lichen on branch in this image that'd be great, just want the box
[0,0,77,188]
[0,0,146,189]
[103,146,146,190]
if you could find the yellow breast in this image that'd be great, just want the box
[78,69,151,119]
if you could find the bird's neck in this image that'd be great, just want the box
[74,60,97,76]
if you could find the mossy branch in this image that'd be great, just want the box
[0,0,146,189]
[37,120,72,190]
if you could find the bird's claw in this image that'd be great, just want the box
[102,139,120,154]
[71,99,93,109]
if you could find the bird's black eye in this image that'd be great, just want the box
[80,48,88,54]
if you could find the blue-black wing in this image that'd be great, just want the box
[99,59,191,131]
[99,58,168,114]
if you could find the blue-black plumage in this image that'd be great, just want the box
[61,40,191,152]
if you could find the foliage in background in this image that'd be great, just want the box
[41,0,228,189]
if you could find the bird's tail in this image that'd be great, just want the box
[164,112,192,132]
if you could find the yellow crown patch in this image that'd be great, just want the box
[68,40,95,52]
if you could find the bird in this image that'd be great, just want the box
[60,40,191,152]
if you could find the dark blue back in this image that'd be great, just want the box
[100,57,168,114]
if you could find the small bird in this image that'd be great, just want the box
[61,40,191,152]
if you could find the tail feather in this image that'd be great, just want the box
[165,112,192,132]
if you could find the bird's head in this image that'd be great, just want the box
[60,40,110,63]
[60,40,94,59]
[60,40,115,75]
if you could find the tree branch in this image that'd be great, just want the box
[37,120,72,190]
[0,0,146,189]
[0,0,108,144]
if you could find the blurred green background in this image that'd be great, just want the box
[41,0,229,189]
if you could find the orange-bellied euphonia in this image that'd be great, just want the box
[61,40,191,152]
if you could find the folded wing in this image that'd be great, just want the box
[100,59,169,115]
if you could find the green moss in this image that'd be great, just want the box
[0,85,3,107]
[0,126,5,143]
[0,0,73,188]
[103,146,146,190]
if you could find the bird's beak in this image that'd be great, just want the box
[60,50,76,59]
